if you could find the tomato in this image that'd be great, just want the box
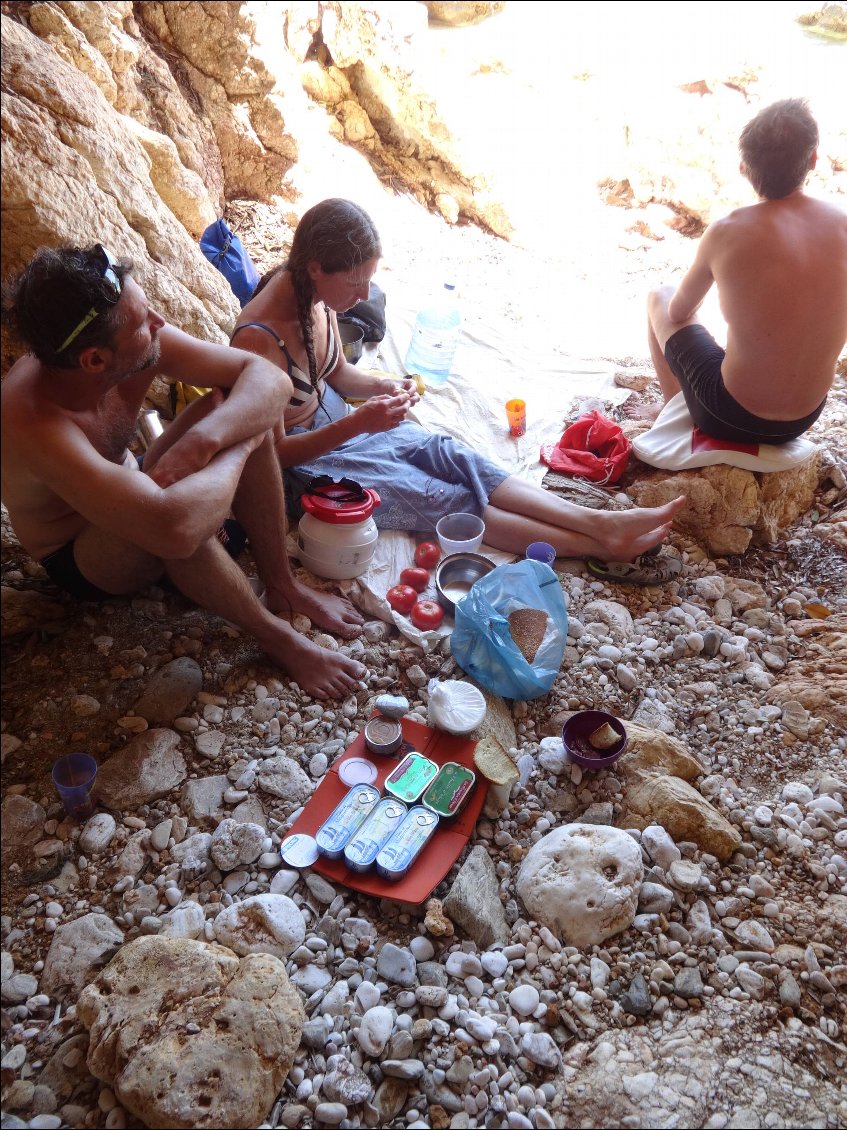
[410,599,445,630]
[414,541,441,569]
[400,567,430,593]
[386,584,418,614]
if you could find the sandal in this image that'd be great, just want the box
[585,553,682,586]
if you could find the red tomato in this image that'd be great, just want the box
[414,541,441,569]
[400,567,430,593]
[386,584,417,614]
[410,599,445,630]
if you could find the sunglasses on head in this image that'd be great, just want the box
[56,244,123,354]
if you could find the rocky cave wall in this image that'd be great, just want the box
[0,0,515,375]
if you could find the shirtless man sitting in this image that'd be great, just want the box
[1,244,365,699]
[644,98,847,444]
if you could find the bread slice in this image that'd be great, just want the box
[474,735,519,786]
[508,608,549,663]
[589,722,620,750]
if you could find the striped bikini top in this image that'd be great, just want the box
[230,306,340,428]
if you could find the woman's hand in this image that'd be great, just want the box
[355,391,411,434]
[382,377,421,407]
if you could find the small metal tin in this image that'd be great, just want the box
[279,833,319,869]
[422,762,476,819]
[315,784,381,860]
[343,797,408,873]
[364,717,403,756]
[338,756,378,787]
[376,806,440,881]
[384,753,439,804]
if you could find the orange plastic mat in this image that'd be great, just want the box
[287,718,484,903]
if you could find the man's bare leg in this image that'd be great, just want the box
[627,285,698,422]
[230,433,363,638]
[484,478,686,560]
[164,537,365,699]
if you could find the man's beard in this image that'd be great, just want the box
[133,337,162,372]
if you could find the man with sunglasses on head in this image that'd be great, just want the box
[1,245,365,699]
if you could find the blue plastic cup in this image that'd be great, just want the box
[526,541,557,567]
[52,753,97,818]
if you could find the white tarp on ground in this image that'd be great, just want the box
[294,308,630,636]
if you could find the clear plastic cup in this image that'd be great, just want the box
[435,513,485,556]
[52,753,97,818]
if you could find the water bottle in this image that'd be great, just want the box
[405,283,461,387]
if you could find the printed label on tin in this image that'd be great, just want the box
[315,784,381,859]
[384,753,439,804]
[343,798,408,871]
[422,762,476,819]
[376,806,439,880]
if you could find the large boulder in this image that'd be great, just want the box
[517,823,643,947]
[78,935,304,1130]
[626,456,821,555]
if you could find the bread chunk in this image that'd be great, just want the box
[474,735,519,785]
[508,608,549,663]
[589,722,620,750]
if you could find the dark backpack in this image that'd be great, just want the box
[200,219,259,308]
[338,281,387,343]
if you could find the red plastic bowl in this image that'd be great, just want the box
[562,710,628,769]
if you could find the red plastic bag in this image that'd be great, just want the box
[540,411,630,484]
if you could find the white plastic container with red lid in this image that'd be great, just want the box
[297,478,381,580]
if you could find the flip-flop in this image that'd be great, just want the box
[585,553,682,586]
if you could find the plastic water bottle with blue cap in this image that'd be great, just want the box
[405,282,461,387]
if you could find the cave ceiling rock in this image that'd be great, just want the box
[0,16,238,349]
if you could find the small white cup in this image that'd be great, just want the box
[435,512,485,556]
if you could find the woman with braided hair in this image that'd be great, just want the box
[232,198,684,560]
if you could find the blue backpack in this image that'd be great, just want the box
[199,219,259,307]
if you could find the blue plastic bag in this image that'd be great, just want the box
[451,560,569,700]
[200,219,259,307]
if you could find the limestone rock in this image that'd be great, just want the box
[97,729,186,809]
[1,796,47,854]
[425,2,506,27]
[442,845,509,948]
[0,17,238,353]
[517,824,643,947]
[41,913,124,999]
[132,658,203,726]
[213,893,305,959]
[257,755,313,806]
[1,586,66,637]
[622,774,741,863]
[77,936,303,1130]
[626,456,821,555]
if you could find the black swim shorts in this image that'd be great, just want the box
[664,324,825,445]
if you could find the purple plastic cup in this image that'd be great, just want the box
[52,753,97,818]
[562,711,627,769]
[526,541,556,567]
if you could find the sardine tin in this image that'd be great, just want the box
[343,797,408,872]
[384,753,439,804]
[315,784,381,860]
[422,763,476,819]
[376,806,439,881]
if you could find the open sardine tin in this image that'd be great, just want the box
[375,806,440,881]
[384,752,439,804]
[343,797,408,872]
[315,783,381,860]
[422,762,477,820]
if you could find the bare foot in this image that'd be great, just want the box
[267,580,364,639]
[623,399,664,423]
[257,619,365,699]
[599,495,686,561]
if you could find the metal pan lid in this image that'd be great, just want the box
[279,833,319,868]
[338,756,378,786]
